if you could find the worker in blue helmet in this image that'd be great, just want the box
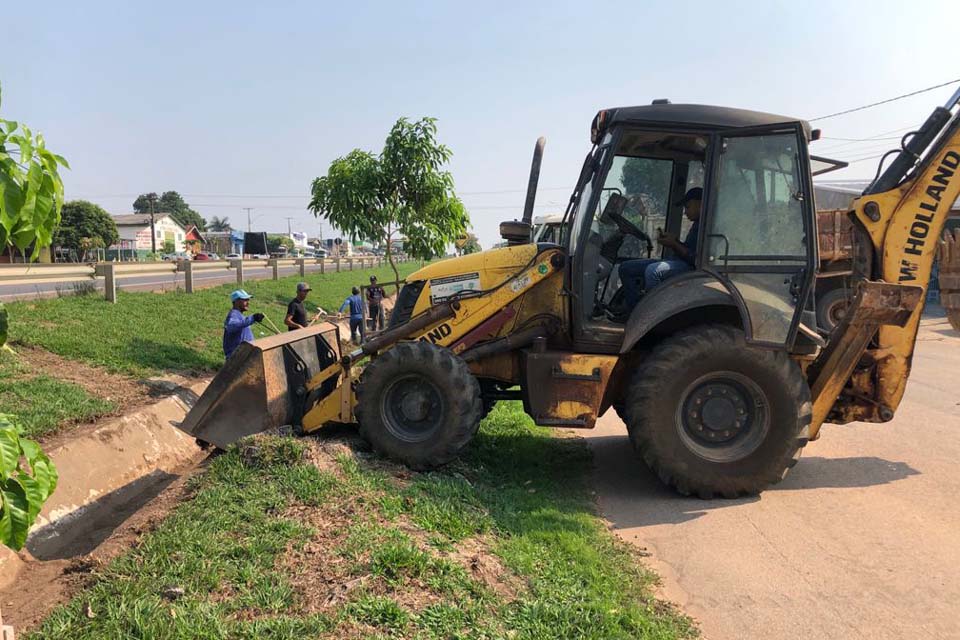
[223,289,264,358]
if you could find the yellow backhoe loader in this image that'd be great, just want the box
[180,89,960,497]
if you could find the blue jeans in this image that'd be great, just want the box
[619,259,692,308]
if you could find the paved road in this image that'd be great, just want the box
[0,262,376,301]
[587,308,960,640]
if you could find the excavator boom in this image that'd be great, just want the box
[811,85,960,429]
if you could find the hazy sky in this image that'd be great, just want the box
[2,0,958,248]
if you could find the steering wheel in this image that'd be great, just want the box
[607,210,653,255]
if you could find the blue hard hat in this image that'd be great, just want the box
[230,289,252,302]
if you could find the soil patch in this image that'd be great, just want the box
[274,434,520,620]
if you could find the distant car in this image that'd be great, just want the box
[252,253,270,260]
[162,252,191,261]
[226,253,241,259]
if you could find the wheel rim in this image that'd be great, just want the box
[380,373,445,443]
[826,298,848,329]
[674,371,770,463]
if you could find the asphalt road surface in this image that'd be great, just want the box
[0,262,368,301]
[587,307,960,640]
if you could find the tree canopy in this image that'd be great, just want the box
[133,190,206,231]
[53,200,119,260]
[208,216,232,232]
[266,234,295,254]
[309,117,468,282]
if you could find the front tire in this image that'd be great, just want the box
[355,341,482,469]
[623,325,811,498]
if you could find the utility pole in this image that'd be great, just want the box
[147,193,158,255]
[243,207,254,232]
[284,216,294,236]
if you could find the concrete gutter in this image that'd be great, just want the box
[0,379,211,589]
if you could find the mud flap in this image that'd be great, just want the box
[178,323,342,448]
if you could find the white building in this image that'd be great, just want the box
[112,214,187,253]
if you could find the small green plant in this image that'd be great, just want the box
[0,413,58,550]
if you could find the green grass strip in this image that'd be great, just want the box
[29,404,695,639]
[6,262,421,378]
[0,352,116,439]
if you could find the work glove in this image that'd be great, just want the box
[252,313,265,323]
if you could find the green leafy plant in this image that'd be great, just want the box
[0,84,69,261]
[0,413,58,550]
[310,116,468,285]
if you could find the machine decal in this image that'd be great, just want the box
[510,274,532,292]
[899,150,959,282]
[429,272,481,303]
[419,322,453,344]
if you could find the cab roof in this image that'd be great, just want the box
[598,103,812,138]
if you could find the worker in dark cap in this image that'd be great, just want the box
[366,275,386,331]
[284,282,312,331]
[616,187,702,319]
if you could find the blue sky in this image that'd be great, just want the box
[1,0,958,248]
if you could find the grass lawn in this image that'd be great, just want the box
[29,402,695,639]
[6,262,421,378]
[0,350,116,439]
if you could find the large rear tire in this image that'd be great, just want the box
[355,341,482,469]
[623,325,811,498]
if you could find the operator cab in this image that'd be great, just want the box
[563,102,817,353]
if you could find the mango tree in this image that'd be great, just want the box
[309,117,468,286]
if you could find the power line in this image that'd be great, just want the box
[809,78,960,121]
[70,186,575,200]
[821,135,904,142]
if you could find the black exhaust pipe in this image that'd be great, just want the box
[501,137,546,245]
[522,137,546,225]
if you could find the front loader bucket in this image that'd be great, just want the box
[179,323,343,448]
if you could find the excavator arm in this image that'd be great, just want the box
[810,86,960,435]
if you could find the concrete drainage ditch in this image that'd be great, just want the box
[0,378,211,591]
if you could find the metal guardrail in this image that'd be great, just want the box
[0,255,399,302]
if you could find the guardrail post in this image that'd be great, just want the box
[101,263,117,303]
[297,258,306,278]
[181,260,194,294]
[348,258,354,271]
[269,259,279,280]
[231,258,244,284]
[336,258,341,272]
[319,258,325,274]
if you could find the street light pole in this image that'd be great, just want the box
[244,207,254,232]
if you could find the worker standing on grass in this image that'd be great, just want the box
[367,275,386,331]
[284,282,312,331]
[339,286,364,344]
[222,289,264,358]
